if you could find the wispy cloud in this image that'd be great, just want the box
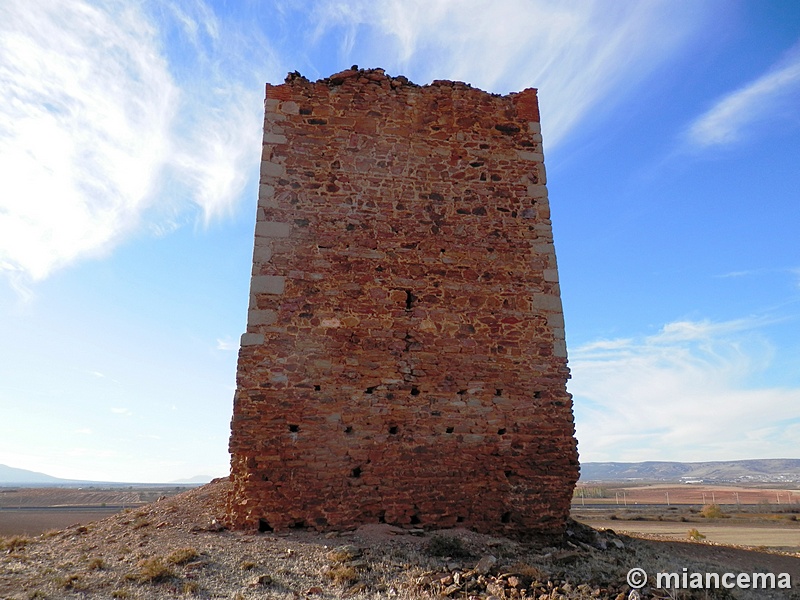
[216,338,237,351]
[714,267,800,292]
[0,0,273,285]
[686,39,800,148]
[570,318,800,462]
[311,0,711,147]
[0,0,176,282]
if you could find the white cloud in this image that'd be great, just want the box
[0,0,270,284]
[311,0,710,147]
[686,39,800,147]
[216,338,237,351]
[569,318,800,462]
[0,0,176,281]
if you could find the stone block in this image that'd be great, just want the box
[241,332,265,346]
[530,293,562,312]
[527,184,548,198]
[517,150,544,162]
[280,100,300,115]
[263,133,288,145]
[255,221,291,238]
[260,161,285,178]
[251,275,285,295]
[259,184,275,199]
[253,244,273,264]
[543,268,559,282]
[249,309,278,326]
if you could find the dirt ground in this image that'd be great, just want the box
[0,510,120,537]
[0,486,187,509]
[572,491,800,556]
[1,480,798,599]
[575,517,800,552]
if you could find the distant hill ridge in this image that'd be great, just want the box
[579,459,800,483]
[0,464,69,484]
[6,460,799,485]
[0,464,211,486]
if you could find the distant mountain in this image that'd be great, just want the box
[170,475,214,484]
[0,464,71,484]
[579,459,800,483]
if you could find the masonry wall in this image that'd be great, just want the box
[226,68,579,537]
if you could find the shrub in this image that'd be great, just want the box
[425,534,469,558]
[687,528,705,541]
[326,545,361,563]
[57,573,80,589]
[182,581,201,595]
[0,535,30,552]
[700,503,725,519]
[326,565,359,585]
[133,558,175,583]
[166,547,200,565]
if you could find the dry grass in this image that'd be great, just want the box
[0,534,30,552]
[510,562,548,581]
[424,534,469,557]
[325,565,359,585]
[687,528,706,540]
[700,503,726,519]
[181,580,201,595]
[128,557,175,583]
[165,546,200,565]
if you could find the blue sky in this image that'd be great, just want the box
[1,0,798,483]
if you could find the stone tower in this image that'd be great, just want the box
[226,68,579,536]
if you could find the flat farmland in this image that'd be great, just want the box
[0,509,122,536]
[573,482,800,506]
[0,486,192,536]
[572,483,800,553]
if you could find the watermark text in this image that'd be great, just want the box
[627,567,791,590]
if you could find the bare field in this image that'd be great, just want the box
[576,517,800,552]
[572,483,800,553]
[0,509,121,536]
[0,486,189,509]
[573,482,800,506]
[0,485,194,536]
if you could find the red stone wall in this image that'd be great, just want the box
[226,68,579,537]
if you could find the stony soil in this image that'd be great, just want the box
[1,479,798,599]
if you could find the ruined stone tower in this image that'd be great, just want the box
[226,68,579,536]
